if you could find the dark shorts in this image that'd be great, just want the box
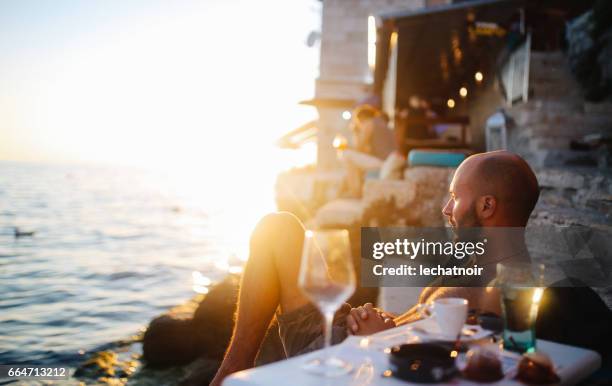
[276,303,350,357]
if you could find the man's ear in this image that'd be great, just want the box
[477,195,497,219]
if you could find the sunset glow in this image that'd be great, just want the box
[0,1,319,168]
[0,0,321,260]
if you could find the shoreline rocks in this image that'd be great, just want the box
[142,274,240,367]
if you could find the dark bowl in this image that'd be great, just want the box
[388,343,458,383]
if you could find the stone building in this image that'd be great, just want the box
[277,0,611,309]
[280,0,610,226]
[310,0,454,170]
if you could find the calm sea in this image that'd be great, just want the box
[0,160,275,368]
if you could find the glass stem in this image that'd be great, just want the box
[323,311,334,361]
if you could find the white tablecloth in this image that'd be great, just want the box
[224,318,601,386]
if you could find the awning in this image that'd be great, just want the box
[299,98,356,109]
[276,120,318,149]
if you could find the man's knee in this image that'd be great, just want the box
[273,211,304,231]
[251,212,304,247]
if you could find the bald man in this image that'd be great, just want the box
[210,151,540,385]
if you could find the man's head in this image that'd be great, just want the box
[442,151,539,228]
[352,104,380,127]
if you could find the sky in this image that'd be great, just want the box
[0,0,320,167]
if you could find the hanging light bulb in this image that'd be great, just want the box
[447,98,456,108]
[459,87,468,98]
[475,71,484,82]
[342,110,352,120]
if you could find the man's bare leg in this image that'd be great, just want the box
[210,212,309,386]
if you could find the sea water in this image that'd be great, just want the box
[0,161,254,368]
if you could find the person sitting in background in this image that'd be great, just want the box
[339,104,396,197]
[210,151,543,386]
[396,95,438,157]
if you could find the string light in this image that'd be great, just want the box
[342,110,351,120]
[475,71,484,82]
[447,98,456,108]
[459,87,468,98]
[333,134,347,150]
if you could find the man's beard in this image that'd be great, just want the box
[452,202,483,243]
[457,201,482,228]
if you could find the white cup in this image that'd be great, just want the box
[419,298,468,340]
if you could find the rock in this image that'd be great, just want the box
[314,198,364,228]
[177,358,221,386]
[363,179,417,210]
[275,168,346,222]
[566,6,612,102]
[537,168,585,190]
[142,314,199,367]
[535,167,612,210]
[191,274,240,360]
[362,167,454,227]
[142,274,239,367]
[74,350,119,378]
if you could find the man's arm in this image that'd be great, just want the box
[347,286,501,334]
[395,286,501,325]
[346,303,395,335]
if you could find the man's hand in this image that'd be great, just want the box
[346,303,396,336]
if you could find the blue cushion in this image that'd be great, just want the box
[365,169,379,180]
[408,150,465,167]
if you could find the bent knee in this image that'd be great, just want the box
[274,211,304,231]
[251,212,304,241]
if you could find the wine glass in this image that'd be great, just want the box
[298,229,356,376]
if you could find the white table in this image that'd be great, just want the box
[224,319,601,386]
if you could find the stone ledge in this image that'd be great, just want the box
[363,179,417,210]
[314,198,365,228]
[362,167,454,227]
[531,203,612,232]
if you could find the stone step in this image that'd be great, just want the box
[585,102,612,114]
[511,99,586,116]
[529,69,575,85]
[536,167,612,194]
[528,68,583,99]
[586,194,612,216]
[511,114,612,135]
[536,167,612,215]
[314,198,364,228]
[529,82,583,100]
[531,203,612,233]
[508,103,612,127]
[532,149,602,168]
[512,129,612,149]
[517,145,612,170]
[529,137,573,150]
[529,51,567,68]
[529,55,571,82]
[519,132,610,151]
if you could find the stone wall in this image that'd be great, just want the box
[466,80,506,152]
[315,0,436,170]
[507,51,612,168]
[275,167,346,222]
[500,49,612,237]
[318,0,427,99]
[361,166,454,227]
